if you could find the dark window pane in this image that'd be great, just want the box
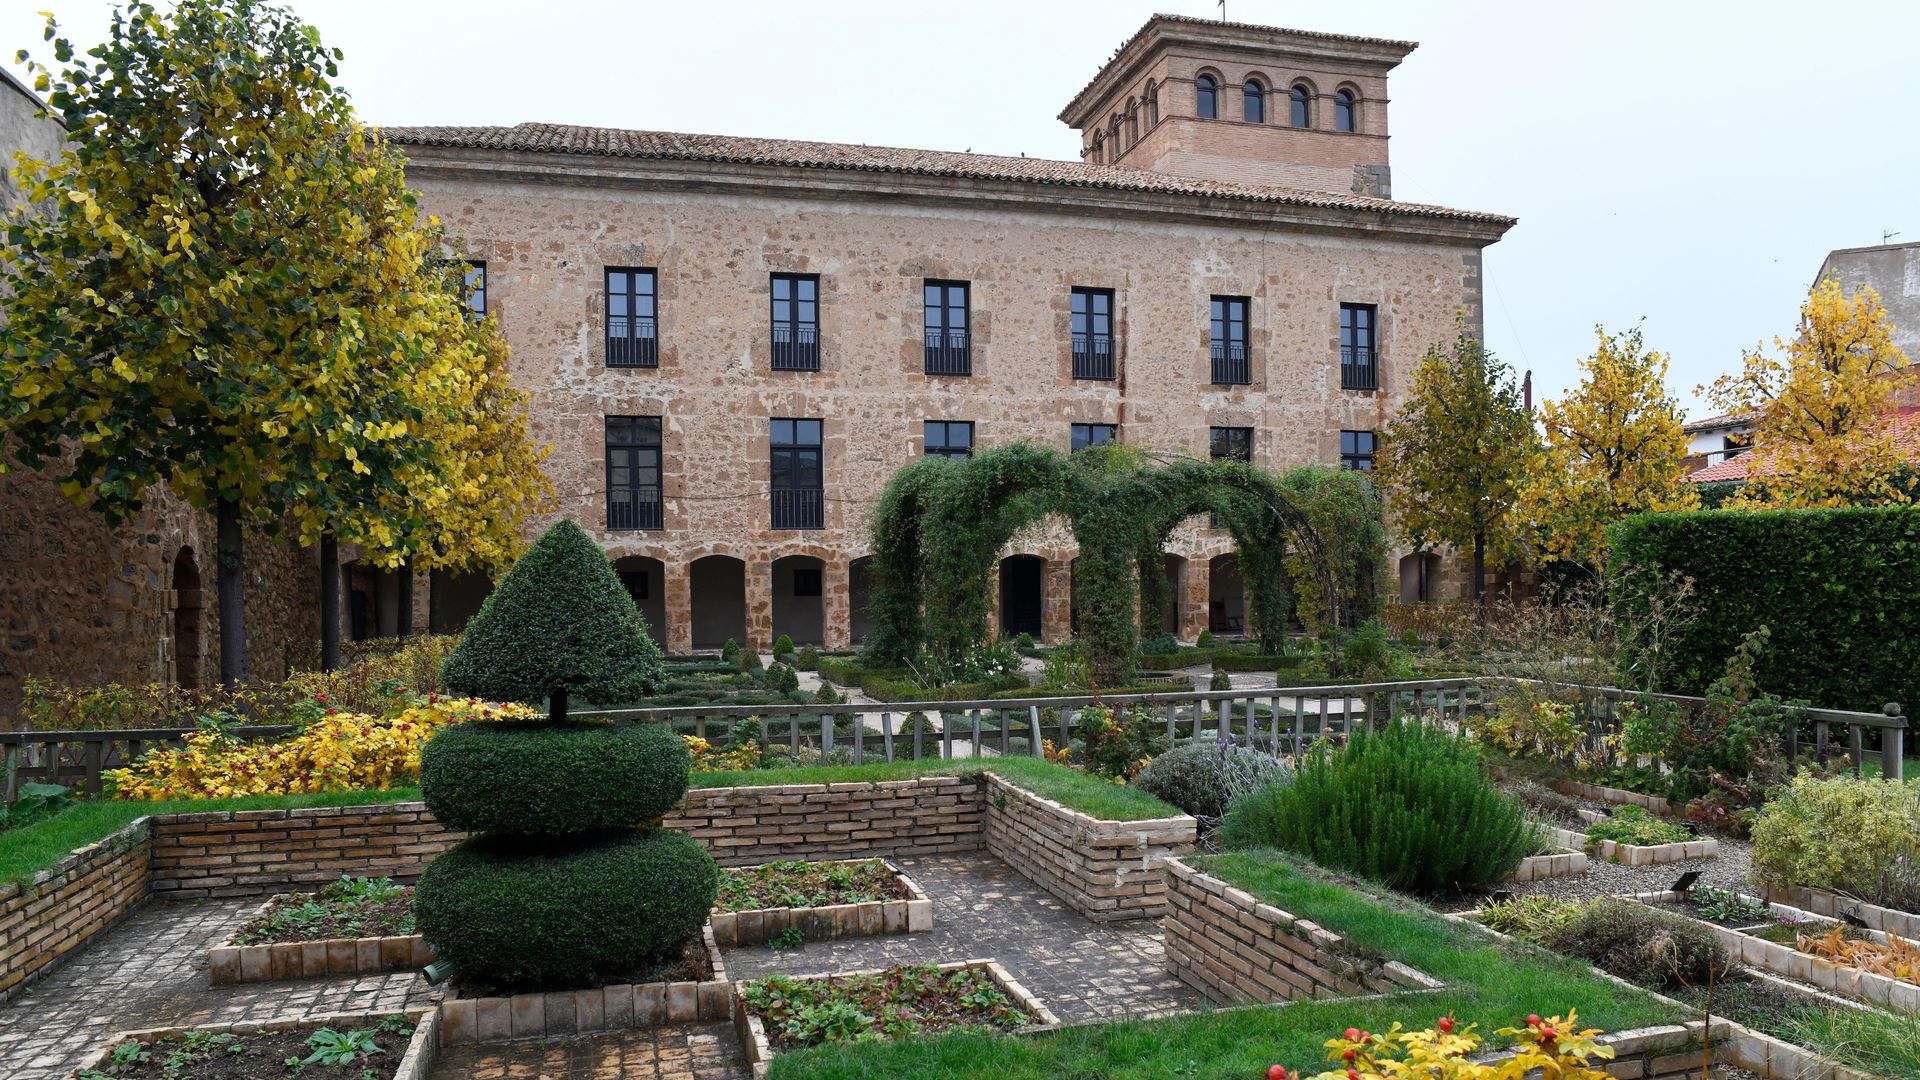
[1196,75,1217,119]
[606,267,659,368]
[1336,89,1356,132]
[1209,426,1253,462]
[606,415,663,530]
[1244,81,1264,123]
[1291,85,1311,127]
[793,568,822,597]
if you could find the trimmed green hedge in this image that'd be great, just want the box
[420,721,690,835]
[414,828,716,989]
[1610,506,1920,710]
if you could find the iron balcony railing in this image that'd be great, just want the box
[608,317,659,368]
[771,488,824,530]
[1210,341,1250,385]
[607,489,663,531]
[923,329,971,376]
[1072,334,1115,380]
[771,325,820,371]
[1341,346,1378,390]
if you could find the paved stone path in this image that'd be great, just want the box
[0,897,439,1080]
[722,853,1203,1024]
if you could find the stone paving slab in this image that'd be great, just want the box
[430,1021,748,1080]
[0,897,440,1080]
[721,853,1204,1024]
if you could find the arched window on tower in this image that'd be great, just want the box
[1335,88,1357,132]
[1110,115,1124,152]
[1127,98,1139,144]
[1243,78,1265,123]
[1091,130,1104,163]
[1195,74,1217,119]
[1290,84,1312,128]
[1146,80,1160,126]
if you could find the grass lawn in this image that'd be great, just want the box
[766,849,1687,1080]
[688,757,1180,821]
[0,787,422,889]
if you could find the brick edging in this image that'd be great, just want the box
[710,858,933,946]
[0,816,151,1005]
[980,772,1195,923]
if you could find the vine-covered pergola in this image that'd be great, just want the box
[865,443,1385,684]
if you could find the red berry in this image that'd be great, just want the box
[1347,1071,1360,1080]
[1526,1014,1541,1027]
[1344,1028,1360,1042]
[1342,1049,1355,1062]
[1438,1017,1454,1034]
[1541,1026,1557,1040]
[1267,1067,1288,1080]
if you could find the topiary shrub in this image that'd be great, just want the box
[441,519,664,720]
[773,634,795,657]
[413,829,716,989]
[1218,719,1532,895]
[763,663,799,694]
[795,645,819,671]
[417,520,717,991]
[1132,739,1290,820]
[1544,898,1733,991]
[721,639,740,662]
[420,720,690,835]
[1196,629,1215,648]
[1208,669,1232,691]
[1751,773,1920,910]
[737,648,764,673]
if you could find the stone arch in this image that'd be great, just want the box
[612,555,668,646]
[771,554,826,647]
[1399,551,1443,603]
[998,554,1046,641]
[170,547,204,689]
[688,554,747,652]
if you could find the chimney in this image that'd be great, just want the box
[1522,370,1533,412]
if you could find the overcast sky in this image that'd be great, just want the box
[6,0,1916,414]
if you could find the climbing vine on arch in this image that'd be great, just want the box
[864,443,1385,685]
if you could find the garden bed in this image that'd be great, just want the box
[1762,882,1920,939]
[1510,843,1589,882]
[1551,778,1675,816]
[1551,821,1716,867]
[710,858,932,947]
[434,924,730,1046]
[72,1010,436,1080]
[1623,891,1920,1014]
[209,876,431,985]
[733,960,1056,1075]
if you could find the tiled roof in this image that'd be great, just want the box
[1688,406,1920,483]
[382,123,1514,227]
[1682,410,1752,434]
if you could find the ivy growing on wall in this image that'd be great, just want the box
[864,444,1384,684]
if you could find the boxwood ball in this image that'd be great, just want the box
[414,828,718,989]
[421,720,690,835]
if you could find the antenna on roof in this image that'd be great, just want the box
[1886,229,1903,245]
[1218,0,1227,20]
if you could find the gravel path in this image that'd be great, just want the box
[1504,833,1758,905]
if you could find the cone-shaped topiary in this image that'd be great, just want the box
[419,520,713,992]
[442,519,664,721]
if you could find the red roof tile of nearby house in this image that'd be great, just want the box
[1687,406,1920,483]
[1681,411,1752,434]
[381,123,1514,227]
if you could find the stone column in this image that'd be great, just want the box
[664,561,694,656]
[1041,558,1073,645]
[1183,558,1212,642]
[745,555,774,655]
[987,561,1003,640]
[822,558,851,651]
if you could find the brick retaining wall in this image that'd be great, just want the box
[150,805,464,899]
[983,774,1196,923]
[667,776,984,866]
[0,818,151,1003]
[1159,856,1439,1002]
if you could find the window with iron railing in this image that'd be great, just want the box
[606,415,663,531]
[923,280,971,376]
[607,268,659,368]
[1210,296,1250,384]
[771,418,824,530]
[770,273,820,371]
[1071,287,1115,379]
[1340,303,1377,389]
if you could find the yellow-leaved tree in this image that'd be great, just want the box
[1703,277,1916,508]
[1518,325,1698,568]
[1374,330,1537,608]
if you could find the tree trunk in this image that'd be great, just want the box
[215,498,248,688]
[1472,531,1488,623]
[319,532,341,672]
[396,560,414,639]
[548,687,568,723]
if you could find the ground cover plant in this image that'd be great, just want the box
[1219,719,1532,895]
[1580,805,1692,848]
[1476,896,1732,992]
[229,876,414,945]
[1130,738,1290,820]
[739,964,1033,1050]
[762,850,1683,1080]
[717,859,908,912]
[1681,886,1771,927]
[76,1015,415,1080]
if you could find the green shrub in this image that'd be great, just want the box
[1751,774,1920,910]
[1132,740,1290,820]
[1139,632,1178,655]
[763,663,800,694]
[899,712,938,759]
[1013,632,1036,651]
[420,721,690,835]
[441,521,664,720]
[795,646,819,672]
[1544,898,1733,991]
[1502,778,1583,826]
[1325,618,1410,682]
[1218,719,1532,895]
[738,648,764,673]
[1613,628,1799,801]
[1583,804,1693,848]
[1196,629,1215,648]
[773,634,795,657]
[1208,669,1232,691]
[1071,704,1167,780]
[721,639,740,661]
[1610,505,1920,710]
[1477,895,1580,940]
[414,828,716,989]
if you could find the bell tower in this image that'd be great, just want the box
[1059,14,1414,198]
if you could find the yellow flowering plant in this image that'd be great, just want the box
[105,696,536,800]
[1285,1012,1613,1080]
[683,734,765,773]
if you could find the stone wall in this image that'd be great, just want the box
[0,818,150,1003]
[982,773,1195,923]
[1160,856,1438,1002]
[668,776,984,866]
[149,804,464,900]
